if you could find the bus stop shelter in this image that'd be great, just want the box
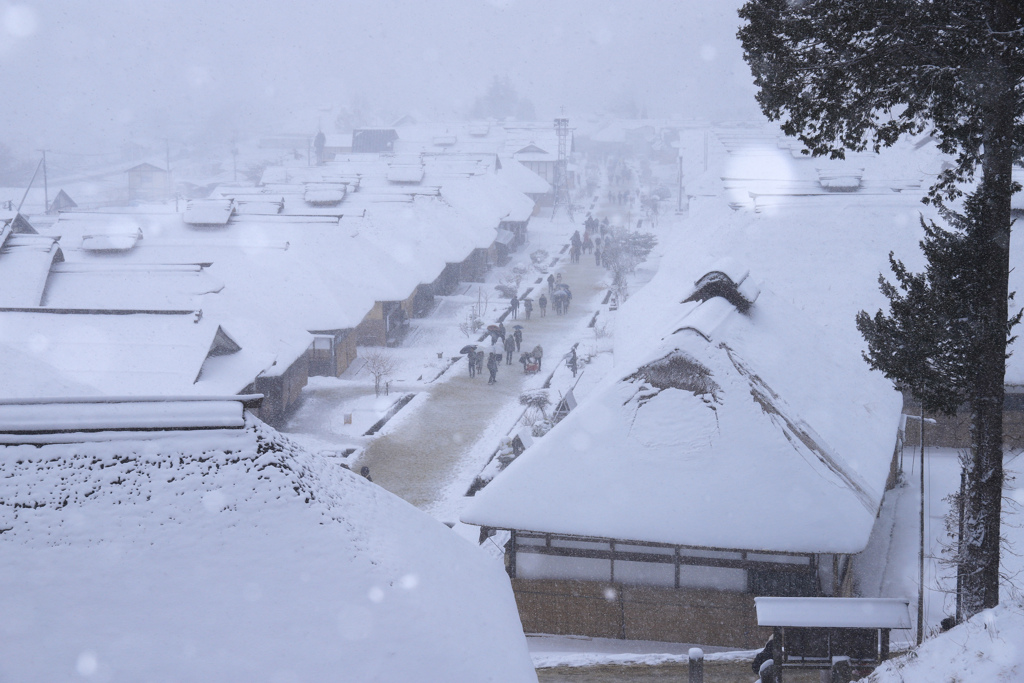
[755,597,912,678]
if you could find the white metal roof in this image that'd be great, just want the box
[755,597,913,629]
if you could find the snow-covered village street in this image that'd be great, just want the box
[283,211,619,519]
[2,2,1024,682]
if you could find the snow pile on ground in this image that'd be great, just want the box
[0,417,536,682]
[866,597,1024,683]
[527,634,755,669]
[865,469,1024,682]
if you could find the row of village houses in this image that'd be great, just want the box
[0,148,551,428]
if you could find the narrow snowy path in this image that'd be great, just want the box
[359,244,609,512]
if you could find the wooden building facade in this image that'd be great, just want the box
[500,528,859,648]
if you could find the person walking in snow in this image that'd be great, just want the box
[467,350,477,378]
[513,328,522,351]
[567,347,578,378]
[523,298,533,319]
[510,294,519,319]
[532,345,543,371]
[547,273,555,293]
[595,248,602,267]
[553,289,567,315]
[474,350,484,376]
[486,352,499,384]
[538,293,547,317]
[498,321,506,341]
[504,335,516,365]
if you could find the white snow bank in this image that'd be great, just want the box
[527,634,754,669]
[867,599,1024,683]
[0,417,536,682]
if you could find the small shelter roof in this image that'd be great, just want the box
[183,198,235,226]
[80,228,142,251]
[302,183,347,206]
[387,164,425,184]
[755,597,912,629]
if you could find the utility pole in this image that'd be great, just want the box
[17,157,43,213]
[905,410,936,645]
[918,405,926,646]
[36,149,49,213]
[677,152,683,213]
[551,117,574,222]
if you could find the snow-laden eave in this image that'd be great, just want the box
[464,289,901,556]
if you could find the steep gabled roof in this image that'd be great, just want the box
[464,269,902,555]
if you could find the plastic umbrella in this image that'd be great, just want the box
[459,344,478,354]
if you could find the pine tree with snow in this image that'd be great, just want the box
[739,0,1024,620]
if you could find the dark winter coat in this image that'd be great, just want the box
[486,354,499,373]
[751,637,774,675]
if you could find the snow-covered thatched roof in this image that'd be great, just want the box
[464,264,903,555]
[0,417,536,681]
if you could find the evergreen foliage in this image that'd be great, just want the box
[739,0,1024,619]
[856,196,1022,417]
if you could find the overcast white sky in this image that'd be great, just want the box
[0,0,761,153]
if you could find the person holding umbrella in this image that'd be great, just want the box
[461,346,478,377]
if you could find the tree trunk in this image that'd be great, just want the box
[960,53,1015,618]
